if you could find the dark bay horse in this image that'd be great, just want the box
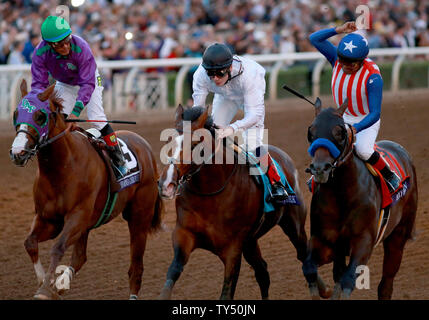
[302,100,418,299]
[157,104,330,300]
[9,80,163,300]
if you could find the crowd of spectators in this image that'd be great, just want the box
[1,0,429,67]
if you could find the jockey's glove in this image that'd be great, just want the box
[216,126,235,140]
[71,101,85,117]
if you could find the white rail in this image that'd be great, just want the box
[1,47,429,119]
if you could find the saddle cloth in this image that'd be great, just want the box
[245,151,299,213]
[83,128,141,193]
[366,144,411,247]
[367,144,410,209]
[80,128,141,229]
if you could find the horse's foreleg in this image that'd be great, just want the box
[243,240,270,300]
[331,255,347,300]
[54,231,89,295]
[158,227,195,300]
[34,211,87,300]
[339,234,373,299]
[219,244,242,300]
[24,215,62,286]
[302,237,333,300]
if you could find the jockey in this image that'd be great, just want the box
[31,16,128,176]
[192,43,288,202]
[309,21,401,193]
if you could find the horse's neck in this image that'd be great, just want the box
[330,155,363,193]
[37,128,79,172]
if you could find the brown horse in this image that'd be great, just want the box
[9,80,163,300]
[302,100,418,299]
[157,104,330,300]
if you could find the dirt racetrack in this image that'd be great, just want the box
[1,90,428,300]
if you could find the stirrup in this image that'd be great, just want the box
[271,182,289,200]
[117,165,129,177]
[385,172,400,193]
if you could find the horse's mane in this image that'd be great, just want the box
[183,106,218,133]
[49,91,64,113]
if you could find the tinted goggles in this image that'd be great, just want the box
[48,35,71,49]
[206,68,229,78]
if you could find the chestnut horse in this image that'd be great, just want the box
[157,105,330,300]
[10,80,163,300]
[302,100,418,299]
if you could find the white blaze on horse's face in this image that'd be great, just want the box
[161,135,184,199]
[11,124,30,156]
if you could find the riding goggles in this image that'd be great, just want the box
[48,35,71,49]
[206,68,229,78]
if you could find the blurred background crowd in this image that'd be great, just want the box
[1,0,429,68]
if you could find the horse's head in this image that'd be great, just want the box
[158,104,216,199]
[306,99,353,183]
[10,79,65,166]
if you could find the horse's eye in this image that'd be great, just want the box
[307,126,315,143]
[13,109,18,126]
[332,125,346,142]
[33,110,48,127]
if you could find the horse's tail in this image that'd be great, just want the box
[150,192,164,233]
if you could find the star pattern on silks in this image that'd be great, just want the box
[343,40,357,53]
[362,38,368,46]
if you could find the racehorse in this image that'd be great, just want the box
[157,104,330,300]
[302,99,418,299]
[10,79,163,300]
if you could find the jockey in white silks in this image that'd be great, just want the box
[191,43,288,202]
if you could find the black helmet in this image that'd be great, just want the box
[202,43,233,70]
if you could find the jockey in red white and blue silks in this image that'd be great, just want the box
[309,21,400,192]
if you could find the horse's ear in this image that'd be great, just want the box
[175,104,184,127]
[20,79,28,97]
[314,97,322,117]
[336,98,348,116]
[37,83,56,102]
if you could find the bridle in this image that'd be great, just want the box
[168,128,239,196]
[15,111,71,160]
[307,123,355,178]
[331,123,355,170]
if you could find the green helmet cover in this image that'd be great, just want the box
[41,16,72,42]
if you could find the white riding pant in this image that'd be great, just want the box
[351,119,380,161]
[211,94,264,153]
[54,70,107,130]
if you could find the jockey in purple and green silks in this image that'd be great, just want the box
[31,15,128,176]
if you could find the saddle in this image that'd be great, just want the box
[77,128,140,193]
[227,140,299,213]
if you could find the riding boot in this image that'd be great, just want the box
[101,124,128,176]
[366,151,401,193]
[259,152,289,201]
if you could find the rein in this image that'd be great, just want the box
[332,123,355,169]
[171,132,240,197]
[38,125,71,149]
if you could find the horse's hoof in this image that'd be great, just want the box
[319,286,332,299]
[129,295,138,300]
[34,286,62,300]
[33,293,50,300]
[309,283,320,300]
[341,288,352,300]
